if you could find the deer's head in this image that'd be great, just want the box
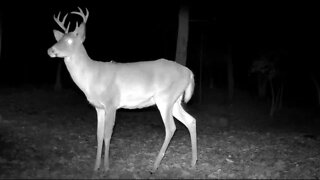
[48,7,89,59]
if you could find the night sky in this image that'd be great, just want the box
[0,1,318,104]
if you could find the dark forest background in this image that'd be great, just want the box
[0,1,318,107]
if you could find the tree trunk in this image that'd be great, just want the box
[54,61,63,91]
[269,79,275,117]
[0,12,2,61]
[310,75,320,106]
[227,53,234,102]
[175,4,189,66]
[258,75,268,98]
[198,32,205,103]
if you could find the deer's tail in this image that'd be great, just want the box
[184,71,195,103]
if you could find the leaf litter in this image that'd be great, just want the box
[0,87,320,178]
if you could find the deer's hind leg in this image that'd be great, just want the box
[152,95,176,172]
[172,96,197,167]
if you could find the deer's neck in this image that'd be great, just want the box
[64,46,94,94]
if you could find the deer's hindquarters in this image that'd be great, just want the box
[184,73,195,103]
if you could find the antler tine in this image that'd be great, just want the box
[71,7,89,24]
[53,12,70,33]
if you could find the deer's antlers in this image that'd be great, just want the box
[53,12,70,33]
[53,7,89,33]
[71,7,89,30]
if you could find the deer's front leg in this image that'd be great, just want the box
[103,108,116,171]
[94,108,105,171]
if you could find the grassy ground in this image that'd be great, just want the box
[0,87,320,178]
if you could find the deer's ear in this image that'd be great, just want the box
[53,30,64,41]
[74,23,86,42]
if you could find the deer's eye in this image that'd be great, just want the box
[66,38,73,45]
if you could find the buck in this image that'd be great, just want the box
[47,7,197,172]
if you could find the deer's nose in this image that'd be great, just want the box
[47,47,56,57]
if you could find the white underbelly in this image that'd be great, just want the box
[119,95,155,109]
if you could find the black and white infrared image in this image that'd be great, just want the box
[0,1,319,179]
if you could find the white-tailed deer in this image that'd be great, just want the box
[47,7,197,172]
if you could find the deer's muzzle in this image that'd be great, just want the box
[48,47,57,58]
